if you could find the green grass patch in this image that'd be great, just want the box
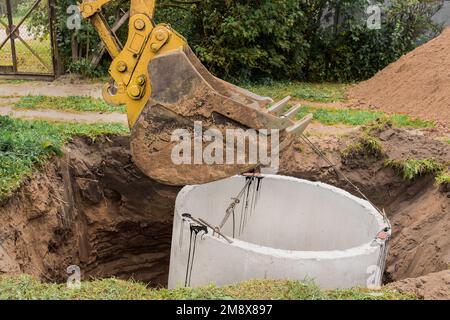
[343,132,385,159]
[14,95,126,114]
[385,159,446,181]
[0,116,129,200]
[435,169,450,186]
[295,106,434,129]
[244,82,348,102]
[389,114,434,129]
[0,275,415,300]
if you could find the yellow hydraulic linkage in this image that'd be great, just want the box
[79,0,187,126]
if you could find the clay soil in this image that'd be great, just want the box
[349,28,450,132]
[0,127,449,296]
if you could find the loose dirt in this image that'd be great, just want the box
[0,136,180,286]
[0,126,448,295]
[0,75,103,99]
[387,270,450,300]
[349,28,450,132]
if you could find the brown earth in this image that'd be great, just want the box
[349,28,450,132]
[387,270,450,300]
[0,136,180,286]
[0,127,449,295]
[280,126,450,284]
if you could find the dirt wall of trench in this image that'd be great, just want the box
[0,127,448,287]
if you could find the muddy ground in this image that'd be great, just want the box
[0,126,448,297]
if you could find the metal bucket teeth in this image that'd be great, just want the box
[281,103,302,119]
[130,47,314,185]
[268,96,291,114]
[286,114,314,135]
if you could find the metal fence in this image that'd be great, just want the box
[0,0,56,79]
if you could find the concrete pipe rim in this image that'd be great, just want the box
[175,174,390,260]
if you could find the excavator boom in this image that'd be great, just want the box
[79,0,312,186]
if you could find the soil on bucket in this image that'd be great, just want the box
[0,126,448,294]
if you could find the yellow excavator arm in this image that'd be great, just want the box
[79,0,313,186]
[79,0,186,126]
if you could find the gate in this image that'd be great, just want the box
[0,0,57,79]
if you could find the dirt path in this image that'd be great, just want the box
[0,105,127,124]
[0,79,103,99]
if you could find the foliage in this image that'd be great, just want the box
[14,95,126,113]
[54,0,130,74]
[16,0,49,41]
[303,0,442,82]
[173,0,441,82]
[435,169,450,186]
[0,116,128,200]
[0,275,416,300]
[49,0,441,81]
[66,58,106,78]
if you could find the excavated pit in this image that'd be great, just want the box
[0,136,181,286]
[0,127,448,289]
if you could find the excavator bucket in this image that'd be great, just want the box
[79,1,312,186]
[130,46,312,185]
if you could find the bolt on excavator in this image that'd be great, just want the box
[79,0,312,186]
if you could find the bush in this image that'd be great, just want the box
[54,0,442,82]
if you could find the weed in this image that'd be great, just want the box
[342,132,385,159]
[385,159,446,181]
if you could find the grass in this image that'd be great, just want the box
[0,275,415,300]
[295,106,435,129]
[435,169,450,186]
[13,95,126,114]
[244,81,348,102]
[343,132,385,159]
[385,159,446,181]
[0,116,129,200]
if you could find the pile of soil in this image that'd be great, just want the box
[0,127,448,295]
[349,28,450,131]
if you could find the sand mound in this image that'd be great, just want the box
[349,28,450,130]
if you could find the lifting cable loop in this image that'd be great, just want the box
[300,134,388,221]
[299,134,392,233]
[300,133,392,280]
